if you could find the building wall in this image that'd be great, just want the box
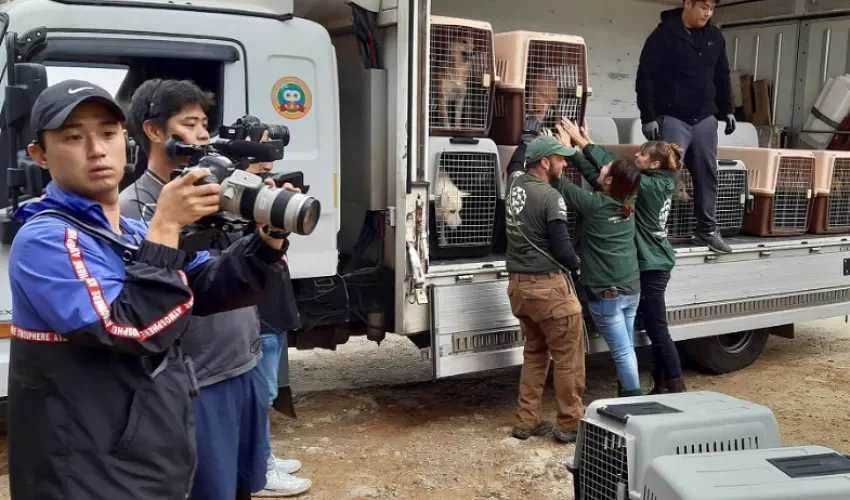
[431,0,668,118]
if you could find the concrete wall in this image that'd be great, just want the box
[430,0,668,118]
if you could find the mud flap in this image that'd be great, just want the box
[273,330,296,419]
[273,386,297,419]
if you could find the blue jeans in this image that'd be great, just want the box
[588,293,641,392]
[257,332,285,462]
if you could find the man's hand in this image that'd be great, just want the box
[257,180,301,249]
[147,169,221,248]
[642,121,660,141]
[724,114,737,135]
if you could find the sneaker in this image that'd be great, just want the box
[271,455,302,475]
[253,469,312,498]
[693,231,732,253]
[511,421,553,440]
[553,428,578,443]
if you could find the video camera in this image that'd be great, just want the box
[168,116,321,250]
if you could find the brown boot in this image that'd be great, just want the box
[664,378,687,393]
[649,370,666,395]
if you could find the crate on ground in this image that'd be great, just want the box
[566,391,781,500]
[490,31,589,145]
[429,16,496,137]
[642,445,850,500]
[718,146,815,237]
[428,137,500,259]
[809,151,850,234]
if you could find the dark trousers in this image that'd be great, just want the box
[639,270,683,380]
[660,115,718,234]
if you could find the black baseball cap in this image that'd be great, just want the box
[30,79,125,139]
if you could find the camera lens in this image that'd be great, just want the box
[265,124,290,146]
[225,180,319,236]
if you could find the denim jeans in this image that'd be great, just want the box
[257,332,285,463]
[588,293,641,391]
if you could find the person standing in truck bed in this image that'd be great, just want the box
[504,134,584,444]
[636,0,735,254]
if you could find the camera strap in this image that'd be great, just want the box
[29,208,140,264]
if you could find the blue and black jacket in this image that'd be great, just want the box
[7,182,286,500]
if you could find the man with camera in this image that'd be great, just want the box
[7,79,288,500]
[119,79,311,499]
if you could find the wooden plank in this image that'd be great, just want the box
[740,74,754,122]
[752,79,772,126]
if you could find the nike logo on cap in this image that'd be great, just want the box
[68,87,94,94]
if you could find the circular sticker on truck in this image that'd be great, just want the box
[271,77,312,119]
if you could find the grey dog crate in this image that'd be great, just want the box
[566,391,781,500]
[642,445,850,500]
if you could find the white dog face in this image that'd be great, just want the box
[434,172,470,229]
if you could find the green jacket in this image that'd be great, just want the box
[580,144,676,272]
[553,151,640,297]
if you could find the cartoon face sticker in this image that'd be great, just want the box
[271,77,312,119]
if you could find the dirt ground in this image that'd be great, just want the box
[2,318,850,499]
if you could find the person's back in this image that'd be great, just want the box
[506,172,570,275]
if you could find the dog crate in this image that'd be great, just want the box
[489,31,589,145]
[496,144,586,242]
[428,137,500,260]
[566,391,781,500]
[718,147,815,237]
[428,16,496,137]
[809,151,850,234]
[642,446,850,500]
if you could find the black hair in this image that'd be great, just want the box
[126,78,215,153]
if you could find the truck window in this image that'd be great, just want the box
[45,64,128,97]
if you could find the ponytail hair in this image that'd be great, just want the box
[607,157,642,217]
[640,140,689,201]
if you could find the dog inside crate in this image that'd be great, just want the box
[773,159,813,231]
[828,158,850,228]
[524,40,585,131]
[433,153,498,247]
[430,23,492,131]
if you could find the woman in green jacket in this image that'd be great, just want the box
[543,127,644,397]
[559,119,687,394]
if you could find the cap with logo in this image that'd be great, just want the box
[524,136,578,163]
[30,79,125,139]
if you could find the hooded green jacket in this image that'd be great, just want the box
[553,153,640,298]
[578,144,676,272]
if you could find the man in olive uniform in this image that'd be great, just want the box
[505,136,585,444]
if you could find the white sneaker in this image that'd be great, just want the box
[253,469,312,497]
[272,456,302,475]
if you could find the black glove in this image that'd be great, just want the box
[642,121,659,141]
[724,114,736,135]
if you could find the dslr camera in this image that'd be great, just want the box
[168,116,321,247]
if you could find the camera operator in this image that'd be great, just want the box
[119,79,309,499]
[240,129,313,498]
[7,80,287,500]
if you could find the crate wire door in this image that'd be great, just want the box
[665,167,748,241]
[827,158,850,229]
[773,157,814,232]
[525,40,586,131]
[434,150,498,248]
[429,21,494,135]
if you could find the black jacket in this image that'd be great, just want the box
[7,183,285,500]
[636,8,733,124]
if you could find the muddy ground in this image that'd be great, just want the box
[2,318,850,499]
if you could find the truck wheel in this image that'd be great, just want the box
[682,329,769,374]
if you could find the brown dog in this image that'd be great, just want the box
[436,36,474,129]
[526,69,559,127]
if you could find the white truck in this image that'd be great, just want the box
[0,0,848,414]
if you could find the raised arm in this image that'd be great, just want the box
[9,220,197,356]
[553,174,599,216]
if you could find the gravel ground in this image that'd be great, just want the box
[2,318,850,499]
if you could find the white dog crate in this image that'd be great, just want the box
[642,446,850,500]
[718,147,815,237]
[566,391,781,500]
[489,31,589,145]
[809,151,850,234]
[428,137,501,260]
[429,16,496,137]
[586,117,620,145]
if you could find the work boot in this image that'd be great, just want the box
[511,421,553,440]
[693,231,732,253]
[664,378,687,393]
[649,370,666,395]
[618,388,644,397]
[553,428,578,443]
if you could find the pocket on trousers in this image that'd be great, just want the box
[511,288,553,320]
[590,297,619,317]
